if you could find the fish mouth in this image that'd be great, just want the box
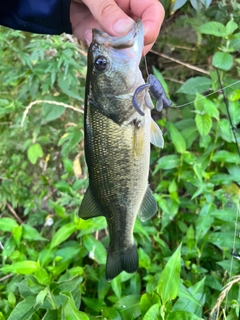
[92,19,144,53]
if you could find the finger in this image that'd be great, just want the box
[129,0,165,48]
[143,44,153,56]
[70,2,100,43]
[82,0,135,36]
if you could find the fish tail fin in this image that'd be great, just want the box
[106,244,138,281]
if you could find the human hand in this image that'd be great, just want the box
[70,0,165,54]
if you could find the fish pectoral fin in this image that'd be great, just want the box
[78,187,103,219]
[106,244,138,281]
[138,187,158,222]
[150,119,164,148]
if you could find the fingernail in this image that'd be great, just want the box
[113,19,134,35]
[85,29,92,46]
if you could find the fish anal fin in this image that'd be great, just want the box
[79,187,103,219]
[150,119,164,148]
[138,187,158,222]
[133,125,145,157]
[106,244,138,281]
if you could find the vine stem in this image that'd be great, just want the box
[6,202,23,224]
[150,49,210,75]
[21,100,84,127]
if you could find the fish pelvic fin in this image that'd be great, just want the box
[78,186,103,219]
[106,244,138,281]
[138,187,158,222]
[150,119,164,148]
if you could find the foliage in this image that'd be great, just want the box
[0,1,240,319]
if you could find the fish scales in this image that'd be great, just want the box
[79,20,164,280]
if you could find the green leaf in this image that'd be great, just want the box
[34,268,50,285]
[226,20,238,36]
[35,287,49,306]
[61,291,90,320]
[229,101,240,125]
[177,77,212,95]
[81,297,103,312]
[22,224,47,241]
[111,276,122,299]
[1,261,39,274]
[57,276,81,293]
[42,310,60,320]
[171,0,187,11]
[12,225,22,246]
[218,119,235,142]
[227,165,240,184]
[155,155,181,171]
[78,216,107,235]
[114,295,141,320]
[167,311,201,320]
[50,223,77,249]
[194,94,219,120]
[98,276,110,302]
[208,229,240,249]
[140,292,161,316]
[210,208,236,222]
[102,307,121,320]
[199,22,226,37]
[27,143,43,164]
[190,0,203,11]
[228,38,240,52]
[139,247,151,269]
[178,284,201,306]
[142,304,160,320]
[212,52,233,71]
[58,129,83,157]
[7,296,38,320]
[195,204,215,242]
[57,74,82,100]
[195,114,212,136]
[157,244,182,304]
[168,123,186,154]
[42,102,65,122]
[8,291,16,307]
[212,150,240,163]
[199,0,212,8]
[0,217,18,232]
[173,277,206,316]
[82,234,107,265]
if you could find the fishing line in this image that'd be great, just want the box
[143,52,240,109]
[216,69,240,157]
[215,67,240,313]
[174,79,240,109]
[143,48,149,77]
[231,197,240,270]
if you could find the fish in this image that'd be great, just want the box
[79,20,166,281]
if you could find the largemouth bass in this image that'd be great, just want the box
[79,20,166,280]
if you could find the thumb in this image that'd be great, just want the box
[82,0,135,36]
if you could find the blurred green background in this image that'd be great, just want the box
[0,0,240,319]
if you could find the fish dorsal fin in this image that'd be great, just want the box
[138,187,158,222]
[79,187,103,219]
[150,119,164,148]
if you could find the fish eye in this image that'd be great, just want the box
[94,56,109,72]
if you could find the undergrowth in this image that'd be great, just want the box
[0,0,240,319]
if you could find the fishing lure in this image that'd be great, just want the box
[132,74,172,116]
